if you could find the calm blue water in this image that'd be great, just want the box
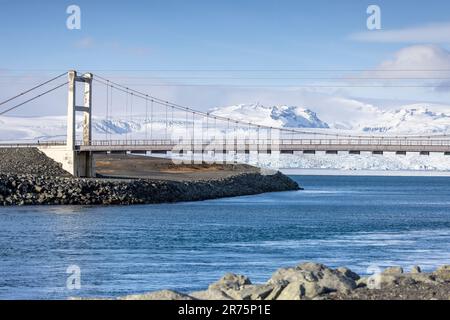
[1,175,450,299]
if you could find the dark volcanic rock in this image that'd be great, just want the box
[0,172,300,206]
[0,147,301,206]
[0,148,70,176]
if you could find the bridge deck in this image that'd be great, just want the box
[73,139,450,153]
[1,139,450,153]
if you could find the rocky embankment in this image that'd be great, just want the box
[0,148,70,176]
[0,172,299,206]
[116,263,450,300]
[0,148,300,205]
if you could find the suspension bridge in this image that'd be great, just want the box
[1,70,450,177]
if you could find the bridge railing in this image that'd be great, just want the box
[77,138,450,147]
[3,138,450,148]
[0,141,67,148]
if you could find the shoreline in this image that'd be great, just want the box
[0,148,300,206]
[280,168,450,177]
[101,262,450,301]
[0,172,300,206]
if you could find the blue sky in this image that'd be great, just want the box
[1,0,449,69]
[1,0,450,116]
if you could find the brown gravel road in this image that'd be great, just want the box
[95,154,263,181]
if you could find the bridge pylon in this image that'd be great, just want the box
[67,70,93,149]
[39,70,95,178]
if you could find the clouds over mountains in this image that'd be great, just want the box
[361,44,450,92]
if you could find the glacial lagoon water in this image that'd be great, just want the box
[1,175,450,299]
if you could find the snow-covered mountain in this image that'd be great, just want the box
[211,103,450,135]
[355,106,450,134]
[2,102,450,143]
[0,116,190,142]
[210,103,329,129]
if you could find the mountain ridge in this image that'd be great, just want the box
[1,102,450,141]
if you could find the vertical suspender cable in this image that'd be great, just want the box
[125,88,129,142]
[171,105,174,142]
[105,81,109,141]
[130,92,133,142]
[248,122,251,146]
[165,102,169,141]
[185,108,189,140]
[192,111,195,148]
[256,125,260,154]
[227,119,230,160]
[214,117,217,140]
[269,127,272,149]
[201,113,204,163]
[150,99,154,141]
[214,117,218,162]
[234,121,238,164]
[145,96,149,140]
[206,113,209,142]
[110,85,114,142]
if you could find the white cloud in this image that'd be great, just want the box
[350,22,450,43]
[360,45,450,91]
[376,45,450,71]
[2,46,450,120]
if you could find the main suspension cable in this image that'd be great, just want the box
[0,82,68,116]
[0,72,66,107]
[92,76,449,140]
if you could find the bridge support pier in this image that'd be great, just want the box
[37,147,95,177]
[77,151,95,177]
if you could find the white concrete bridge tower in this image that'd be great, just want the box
[39,70,95,177]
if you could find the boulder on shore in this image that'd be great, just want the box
[268,262,357,299]
[119,290,195,300]
[98,262,450,301]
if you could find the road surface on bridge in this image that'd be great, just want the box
[2,138,450,153]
